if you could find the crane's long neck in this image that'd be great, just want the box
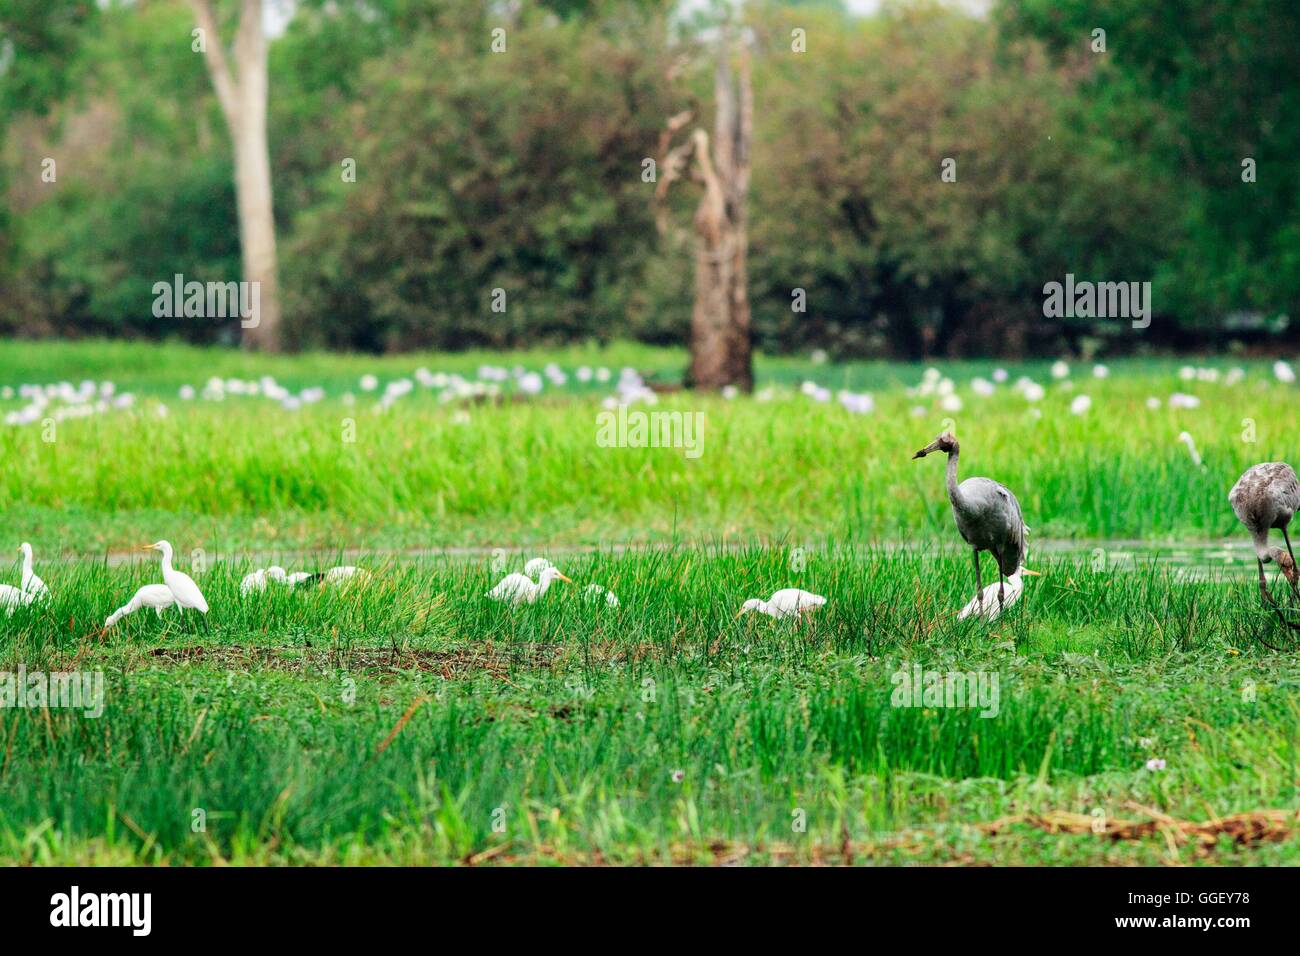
[1252,530,1276,562]
[160,548,174,575]
[535,575,552,597]
[945,444,964,508]
[21,553,31,578]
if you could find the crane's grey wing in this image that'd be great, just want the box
[1231,462,1300,527]
[992,484,1027,576]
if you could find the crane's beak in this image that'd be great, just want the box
[1021,568,1043,576]
[137,543,157,552]
[556,573,572,583]
[912,439,941,459]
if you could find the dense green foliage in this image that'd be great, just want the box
[1,0,1296,355]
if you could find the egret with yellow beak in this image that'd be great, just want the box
[142,540,209,624]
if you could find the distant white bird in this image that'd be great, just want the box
[584,583,620,607]
[104,584,176,628]
[0,584,35,617]
[285,571,316,585]
[18,542,47,599]
[736,589,827,620]
[324,565,367,585]
[487,567,571,605]
[523,558,556,578]
[240,565,290,595]
[957,568,1042,621]
[143,540,209,621]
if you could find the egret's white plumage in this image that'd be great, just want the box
[584,583,620,607]
[957,569,1040,622]
[18,542,47,599]
[241,566,291,595]
[105,584,176,628]
[523,558,555,578]
[145,540,209,614]
[737,589,826,620]
[324,565,367,584]
[0,583,35,617]
[487,567,571,605]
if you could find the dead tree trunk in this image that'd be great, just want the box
[656,40,753,392]
[191,0,281,351]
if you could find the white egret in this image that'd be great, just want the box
[0,584,35,617]
[324,565,368,585]
[142,541,209,621]
[736,589,827,620]
[487,567,571,605]
[523,558,556,578]
[240,565,288,596]
[18,543,47,598]
[584,583,620,607]
[105,584,176,628]
[957,568,1042,622]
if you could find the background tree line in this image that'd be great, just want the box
[0,0,1295,360]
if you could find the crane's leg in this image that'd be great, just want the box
[1258,558,1273,605]
[1283,527,1300,602]
[973,549,984,613]
[998,568,1006,614]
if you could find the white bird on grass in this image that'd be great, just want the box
[324,565,368,585]
[584,583,620,607]
[957,568,1042,622]
[142,540,209,625]
[240,565,288,596]
[0,584,35,617]
[18,543,47,599]
[104,584,176,629]
[487,567,571,605]
[736,589,827,620]
[523,557,556,578]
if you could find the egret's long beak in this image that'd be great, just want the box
[734,608,748,619]
[912,439,941,459]
[137,543,158,552]
[1021,568,1043,577]
[556,573,573,583]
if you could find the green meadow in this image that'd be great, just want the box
[1,340,1299,865]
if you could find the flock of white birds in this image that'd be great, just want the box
[485,557,826,620]
[2,540,367,630]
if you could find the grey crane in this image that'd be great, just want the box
[913,431,1027,613]
[1228,461,1300,605]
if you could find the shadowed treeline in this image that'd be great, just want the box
[1,0,1295,357]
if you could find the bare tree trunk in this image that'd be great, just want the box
[191,0,280,351]
[687,44,753,392]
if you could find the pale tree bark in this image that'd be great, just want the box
[655,39,753,392]
[191,0,280,351]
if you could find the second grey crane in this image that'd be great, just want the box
[1229,461,1300,606]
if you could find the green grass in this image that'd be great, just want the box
[2,546,1299,865]
[0,339,1293,551]
[2,339,1299,865]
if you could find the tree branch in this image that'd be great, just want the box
[190,0,239,127]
